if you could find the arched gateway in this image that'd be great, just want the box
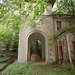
[18,1,75,64]
[28,32,45,62]
[18,3,56,63]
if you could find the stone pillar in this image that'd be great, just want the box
[28,43,30,61]
[44,4,52,15]
[42,44,45,60]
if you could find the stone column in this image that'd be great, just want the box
[42,43,45,60]
[28,43,30,61]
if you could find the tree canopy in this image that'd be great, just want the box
[53,0,75,15]
[0,0,75,50]
[0,0,75,26]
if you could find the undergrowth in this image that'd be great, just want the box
[0,63,7,69]
[2,61,75,75]
[0,54,10,62]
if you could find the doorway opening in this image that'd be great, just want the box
[30,40,42,58]
[27,32,45,63]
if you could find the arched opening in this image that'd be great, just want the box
[30,40,42,58]
[27,32,45,62]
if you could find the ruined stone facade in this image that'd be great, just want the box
[53,15,75,61]
[18,3,75,63]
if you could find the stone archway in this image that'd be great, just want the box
[27,32,45,62]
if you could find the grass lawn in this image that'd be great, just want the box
[0,63,7,69]
[2,61,75,75]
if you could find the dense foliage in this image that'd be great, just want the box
[53,0,75,38]
[0,0,75,50]
[53,0,75,15]
[0,0,54,50]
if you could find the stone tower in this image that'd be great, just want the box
[18,2,55,63]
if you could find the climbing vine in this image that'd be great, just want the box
[54,24,75,39]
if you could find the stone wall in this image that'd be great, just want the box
[18,4,55,63]
[18,4,74,63]
[53,15,75,60]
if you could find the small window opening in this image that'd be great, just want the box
[57,21,62,30]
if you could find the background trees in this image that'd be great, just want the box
[53,0,75,15]
[0,11,20,51]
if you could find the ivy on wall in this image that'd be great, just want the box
[54,24,75,39]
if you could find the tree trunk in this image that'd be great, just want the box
[6,41,10,50]
[57,39,61,64]
[61,35,65,64]
[66,31,73,69]
[54,40,57,62]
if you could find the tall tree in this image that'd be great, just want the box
[53,0,75,15]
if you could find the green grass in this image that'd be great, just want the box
[2,61,75,75]
[0,54,10,62]
[0,57,10,62]
[0,63,7,69]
